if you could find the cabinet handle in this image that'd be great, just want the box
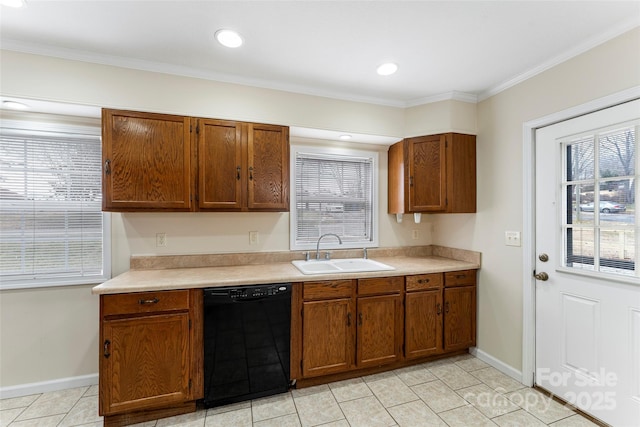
[409,175,414,187]
[347,312,351,326]
[455,274,466,279]
[138,298,159,305]
[249,166,254,181]
[436,303,442,315]
[445,301,450,314]
[236,166,241,180]
[358,312,363,326]
[103,340,111,358]
[417,278,429,284]
[104,159,111,175]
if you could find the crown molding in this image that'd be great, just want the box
[406,91,478,107]
[478,19,640,102]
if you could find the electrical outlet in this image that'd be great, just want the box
[505,231,521,247]
[156,233,167,247]
[249,231,258,245]
[412,229,419,240]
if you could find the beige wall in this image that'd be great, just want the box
[432,27,640,371]
[1,26,638,390]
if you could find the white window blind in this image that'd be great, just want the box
[291,148,378,250]
[0,123,109,288]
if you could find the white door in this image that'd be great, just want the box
[535,99,640,427]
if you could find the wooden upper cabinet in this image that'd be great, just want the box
[102,109,194,211]
[102,109,289,212]
[197,120,289,212]
[247,123,289,211]
[388,132,476,214]
[198,119,244,210]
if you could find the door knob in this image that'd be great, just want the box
[538,253,549,262]
[534,271,549,281]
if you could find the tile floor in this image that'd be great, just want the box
[0,354,601,427]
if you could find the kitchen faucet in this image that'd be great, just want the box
[316,233,342,260]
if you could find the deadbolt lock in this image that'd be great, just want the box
[538,253,549,262]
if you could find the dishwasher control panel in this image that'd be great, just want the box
[205,283,291,301]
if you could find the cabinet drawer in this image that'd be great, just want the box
[303,280,354,301]
[444,270,477,287]
[102,290,190,316]
[406,273,443,292]
[358,277,403,296]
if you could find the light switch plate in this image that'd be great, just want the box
[249,231,258,245]
[505,231,521,247]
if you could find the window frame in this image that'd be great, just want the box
[289,143,379,251]
[0,116,111,290]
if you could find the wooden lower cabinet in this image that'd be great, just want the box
[405,289,443,359]
[301,298,356,377]
[292,270,477,385]
[99,289,203,427]
[443,285,477,351]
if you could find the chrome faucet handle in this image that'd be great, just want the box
[303,251,310,261]
[363,248,368,259]
[324,251,331,260]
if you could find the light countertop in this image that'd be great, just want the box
[92,247,480,295]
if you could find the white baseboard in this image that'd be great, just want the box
[0,373,98,399]
[470,347,524,383]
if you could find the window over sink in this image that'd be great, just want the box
[290,144,378,250]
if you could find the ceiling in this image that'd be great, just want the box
[1,0,639,110]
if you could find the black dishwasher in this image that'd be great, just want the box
[203,283,291,407]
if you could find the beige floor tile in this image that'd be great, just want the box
[493,409,548,426]
[291,384,331,398]
[251,392,296,422]
[472,367,526,393]
[387,399,447,427]
[293,390,344,427]
[393,364,437,387]
[128,421,158,427]
[457,383,519,418]
[430,363,482,390]
[315,421,350,427]
[8,414,65,427]
[58,396,101,427]
[14,387,86,421]
[0,395,39,411]
[438,404,498,427]
[328,377,373,403]
[253,413,301,427]
[155,410,206,427]
[549,414,601,427]
[505,388,575,424]
[339,396,396,427]
[1,407,24,427]
[204,407,251,427]
[82,385,99,397]
[365,374,419,408]
[455,357,490,372]
[206,400,251,416]
[411,380,467,413]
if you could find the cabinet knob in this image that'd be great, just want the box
[436,303,442,315]
[409,175,414,187]
[358,312,363,326]
[236,166,241,180]
[445,301,450,314]
[104,159,111,175]
[249,166,254,181]
[103,340,111,358]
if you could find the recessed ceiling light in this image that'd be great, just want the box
[1,0,26,7]
[339,134,352,141]
[377,62,398,76]
[3,100,29,110]
[215,29,243,48]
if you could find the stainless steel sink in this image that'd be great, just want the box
[292,258,395,275]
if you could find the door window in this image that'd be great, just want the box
[562,121,639,277]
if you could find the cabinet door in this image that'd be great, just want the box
[198,119,244,210]
[302,298,355,377]
[407,135,446,212]
[102,109,193,211]
[443,286,476,351]
[405,290,443,359]
[445,133,477,213]
[357,294,403,368]
[101,313,190,415]
[247,124,289,211]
